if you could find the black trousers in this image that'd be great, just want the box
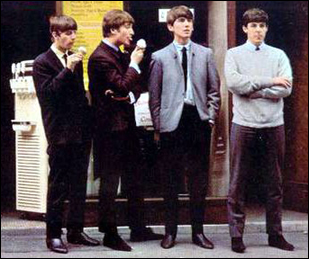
[98,128,146,234]
[160,105,212,235]
[46,141,91,238]
[227,123,285,238]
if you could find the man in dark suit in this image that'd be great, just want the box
[148,6,221,249]
[33,15,99,254]
[88,10,163,252]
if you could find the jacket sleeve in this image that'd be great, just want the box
[224,50,274,96]
[206,50,221,121]
[90,56,140,96]
[33,57,75,100]
[148,53,163,132]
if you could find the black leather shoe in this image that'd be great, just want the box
[161,234,176,249]
[103,233,132,252]
[46,238,68,254]
[269,235,294,251]
[231,237,246,253]
[130,228,164,242]
[67,231,100,246]
[192,233,214,249]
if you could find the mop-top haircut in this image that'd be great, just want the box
[103,9,135,37]
[242,8,269,27]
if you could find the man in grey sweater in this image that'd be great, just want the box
[225,8,294,253]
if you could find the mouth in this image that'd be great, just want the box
[123,38,132,47]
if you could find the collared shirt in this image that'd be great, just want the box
[173,40,196,106]
[102,39,141,74]
[245,40,266,52]
[50,44,69,68]
[102,39,137,104]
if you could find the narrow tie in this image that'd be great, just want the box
[182,47,188,92]
[256,46,260,51]
[63,53,68,66]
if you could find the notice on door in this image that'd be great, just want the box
[159,8,194,23]
[62,1,123,88]
[134,92,153,127]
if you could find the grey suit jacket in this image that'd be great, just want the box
[148,42,221,133]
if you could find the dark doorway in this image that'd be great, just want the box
[1,1,55,212]
[128,1,208,52]
[236,1,308,211]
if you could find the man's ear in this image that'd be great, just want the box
[51,31,59,41]
[242,25,248,34]
[167,24,174,32]
[52,31,58,39]
[110,28,119,35]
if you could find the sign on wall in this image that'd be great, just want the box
[62,1,123,89]
[159,8,195,23]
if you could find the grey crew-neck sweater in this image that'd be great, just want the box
[225,41,293,128]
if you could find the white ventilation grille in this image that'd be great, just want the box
[16,134,47,213]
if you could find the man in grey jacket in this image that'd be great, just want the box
[225,8,294,253]
[148,6,220,250]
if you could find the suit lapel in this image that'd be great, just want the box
[46,48,66,72]
[100,42,126,74]
[190,42,197,81]
[167,43,183,76]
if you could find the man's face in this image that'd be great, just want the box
[53,30,77,52]
[243,22,268,46]
[114,23,134,47]
[168,17,194,43]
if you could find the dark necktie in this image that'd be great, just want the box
[182,47,188,92]
[256,46,260,51]
[63,53,68,66]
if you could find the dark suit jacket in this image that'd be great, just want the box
[88,42,141,133]
[88,42,142,177]
[33,49,92,146]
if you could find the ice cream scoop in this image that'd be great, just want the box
[136,39,147,49]
[78,46,87,56]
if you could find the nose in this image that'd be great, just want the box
[256,26,263,32]
[71,31,77,40]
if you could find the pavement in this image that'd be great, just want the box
[1,207,308,258]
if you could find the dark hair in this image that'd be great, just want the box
[242,8,269,27]
[49,15,77,35]
[167,6,194,26]
[103,10,135,37]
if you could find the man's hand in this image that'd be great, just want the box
[273,77,292,88]
[67,53,83,72]
[154,131,161,150]
[154,131,160,143]
[105,90,130,102]
[131,47,144,65]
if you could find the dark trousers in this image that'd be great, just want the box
[98,128,145,234]
[228,123,285,238]
[160,105,212,235]
[46,141,91,238]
